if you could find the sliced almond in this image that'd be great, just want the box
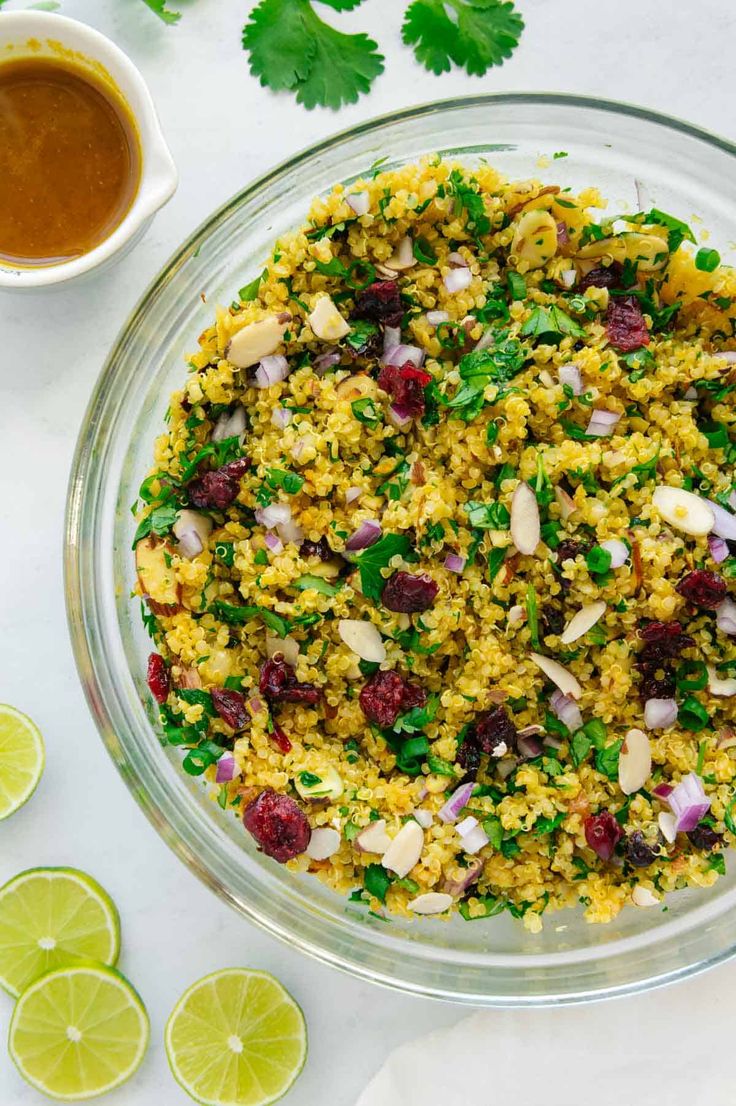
[306,827,341,861]
[529,652,582,700]
[554,485,577,521]
[295,765,343,802]
[707,665,736,697]
[135,536,181,615]
[382,820,424,878]
[335,373,376,401]
[266,633,300,667]
[618,727,652,795]
[510,481,540,555]
[631,885,659,908]
[355,819,392,855]
[384,235,416,272]
[560,600,606,646]
[658,811,677,844]
[408,892,453,915]
[226,314,289,369]
[308,295,350,341]
[338,619,386,664]
[511,209,558,269]
[652,486,714,537]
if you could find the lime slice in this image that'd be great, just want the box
[9,962,149,1101]
[0,867,120,998]
[165,968,307,1106]
[0,704,44,819]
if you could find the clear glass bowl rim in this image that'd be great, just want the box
[65,92,736,1007]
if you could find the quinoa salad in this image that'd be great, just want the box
[134,157,736,930]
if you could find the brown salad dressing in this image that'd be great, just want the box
[0,56,141,266]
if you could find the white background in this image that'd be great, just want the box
[1,0,735,1102]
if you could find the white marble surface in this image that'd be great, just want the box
[1,0,736,1102]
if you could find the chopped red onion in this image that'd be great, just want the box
[718,351,736,363]
[558,363,582,395]
[517,733,544,759]
[716,596,736,635]
[729,489,736,511]
[585,409,621,437]
[215,752,239,784]
[346,190,370,216]
[473,328,495,352]
[705,498,736,540]
[666,772,711,833]
[600,538,629,568]
[549,689,583,732]
[652,782,673,800]
[277,518,304,545]
[388,404,413,431]
[444,553,466,574]
[213,406,246,442]
[255,502,292,529]
[543,733,564,750]
[443,267,473,294]
[442,857,482,896]
[173,510,212,559]
[314,349,342,374]
[264,531,283,554]
[644,697,677,730]
[345,486,362,504]
[438,782,475,824]
[383,326,401,358]
[447,251,469,268]
[345,519,382,551]
[456,816,489,855]
[255,354,289,388]
[709,534,729,563]
[271,406,292,430]
[426,310,450,327]
[382,343,425,368]
[560,268,576,289]
[248,695,264,715]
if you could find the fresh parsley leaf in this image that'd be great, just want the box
[446,167,491,236]
[352,533,411,601]
[464,500,510,529]
[243,0,384,110]
[132,504,178,546]
[402,0,524,78]
[292,574,343,597]
[364,864,392,903]
[521,305,586,342]
[445,338,525,416]
[140,0,181,23]
[212,601,291,638]
[239,269,268,302]
[394,695,440,734]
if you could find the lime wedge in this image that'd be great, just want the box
[9,962,149,1101]
[0,867,120,998]
[0,704,44,819]
[165,968,307,1106]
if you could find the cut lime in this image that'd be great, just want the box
[9,962,149,1101]
[0,867,120,998]
[165,968,307,1106]
[0,704,44,819]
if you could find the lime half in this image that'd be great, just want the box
[9,962,149,1101]
[165,968,307,1106]
[0,867,120,998]
[0,704,44,819]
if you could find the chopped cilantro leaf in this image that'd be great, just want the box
[352,533,411,601]
[394,695,440,734]
[521,305,586,342]
[402,0,524,78]
[140,0,181,22]
[212,601,291,638]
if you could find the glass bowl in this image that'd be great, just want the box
[66,94,736,1005]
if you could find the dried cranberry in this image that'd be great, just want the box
[353,280,403,327]
[475,706,517,757]
[146,653,170,704]
[638,621,694,666]
[579,262,623,291]
[456,735,481,779]
[187,456,250,510]
[242,789,311,862]
[540,604,565,637]
[211,687,248,730]
[359,669,426,729]
[639,668,676,702]
[377,362,433,419]
[605,295,650,352]
[382,571,438,613]
[584,811,623,861]
[676,570,728,610]
[299,537,332,561]
[259,657,321,705]
[556,221,570,250]
[687,824,723,851]
[556,538,591,564]
[624,830,658,868]
[270,722,292,754]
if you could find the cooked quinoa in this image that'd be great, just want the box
[134,157,736,930]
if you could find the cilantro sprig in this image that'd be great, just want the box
[243,0,384,110]
[402,0,524,77]
[140,0,181,22]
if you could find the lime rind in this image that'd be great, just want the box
[0,704,45,820]
[0,867,120,998]
[8,961,149,1101]
[165,968,307,1106]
